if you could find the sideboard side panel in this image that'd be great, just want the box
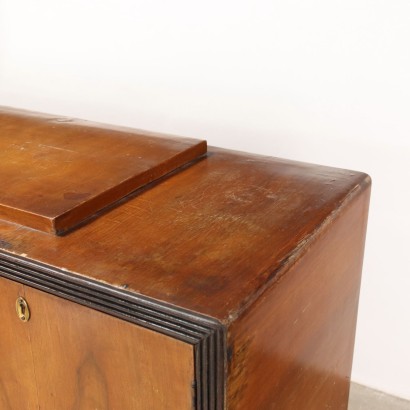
[226,182,371,409]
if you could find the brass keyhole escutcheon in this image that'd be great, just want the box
[16,297,30,322]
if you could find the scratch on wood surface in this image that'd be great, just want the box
[38,144,77,154]
[223,175,371,326]
[302,301,312,313]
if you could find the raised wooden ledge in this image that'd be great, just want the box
[0,106,207,235]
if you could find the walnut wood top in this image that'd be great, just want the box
[0,107,206,234]
[0,133,370,321]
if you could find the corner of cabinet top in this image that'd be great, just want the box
[0,106,371,323]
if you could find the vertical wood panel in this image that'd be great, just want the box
[23,286,195,410]
[227,185,371,409]
[0,276,38,410]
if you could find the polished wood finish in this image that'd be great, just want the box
[0,277,37,409]
[226,183,371,409]
[0,251,223,410]
[0,109,371,409]
[0,273,195,409]
[0,106,206,234]
[0,147,370,322]
[22,282,194,410]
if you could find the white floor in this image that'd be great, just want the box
[349,384,410,410]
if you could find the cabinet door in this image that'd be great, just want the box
[0,276,38,410]
[1,277,195,409]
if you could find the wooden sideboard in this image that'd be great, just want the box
[0,107,371,409]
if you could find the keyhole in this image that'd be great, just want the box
[20,301,25,318]
[16,297,30,322]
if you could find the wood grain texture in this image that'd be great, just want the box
[0,112,372,409]
[0,106,206,234]
[0,276,38,410]
[0,146,370,323]
[0,251,224,410]
[5,280,195,410]
[226,182,371,409]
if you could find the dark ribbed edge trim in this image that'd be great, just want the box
[0,250,225,410]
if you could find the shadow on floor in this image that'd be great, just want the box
[349,383,410,410]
